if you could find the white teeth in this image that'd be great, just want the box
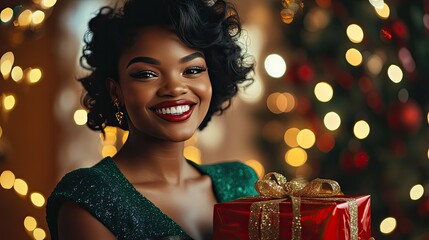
[155,105,191,115]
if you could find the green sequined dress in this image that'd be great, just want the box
[46,157,259,240]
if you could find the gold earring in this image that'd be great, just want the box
[113,98,124,125]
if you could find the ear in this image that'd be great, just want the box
[107,78,123,103]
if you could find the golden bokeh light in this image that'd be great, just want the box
[0,170,15,189]
[33,228,46,240]
[285,148,307,167]
[1,7,13,23]
[13,178,28,196]
[184,146,201,164]
[345,48,363,66]
[32,10,45,25]
[380,217,396,234]
[283,92,296,112]
[410,184,424,201]
[314,82,333,102]
[3,94,16,111]
[41,0,58,9]
[245,159,265,179]
[1,60,13,79]
[101,145,117,158]
[296,129,316,149]
[353,120,370,139]
[367,54,383,75]
[30,192,45,207]
[346,24,364,43]
[375,3,390,19]
[264,54,287,78]
[28,68,42,84]
[369,0,384,9]
[11,66,23,82]
[324,111,341,131]
[0,126,2,139]
[276,93,288,112]
[122,131,129,144]
[387,65,403,83]
[18,9,32,27]
[284,127,300,147]
[103,126,117,145]
[24,216,37,232]
[267,92,282,114]
[73,109,87,126]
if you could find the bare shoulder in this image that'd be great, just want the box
[57,201,115,240]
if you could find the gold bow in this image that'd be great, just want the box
[249,172,357,240]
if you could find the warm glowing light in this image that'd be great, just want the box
[296,129,316,149]
[304,8,330,32]
[0,170,15,189]
[387,65,403,83]
[101,145,117,158]
[73,109,87,125]
[314,82,333,102]
[239,77,263,104]
[41,0,58,8]
[346,24,364,43]
[184,146,201,164]
[28,68,42,83]
[285,148,307,167]
[367,54,383,75]
[283,92,296,112]
[353,120,370,139]
[427,147,429,160]
[245,159,265,179]
[345,48,363,66]
[32,10,45,25]
[33,228,46,240]
[18,9,33,27]
[375,3,390,19]
[24,216,37,231]
[324,112,341,131]
[410,184,424,200]
[1,60,12,79]
[267,92,282,114]
[369,0,384,9]
[284,128,300,147]
[380,217,396,234]
[264,54,287,78]
[3,94,16,111]
[0,126,2,139]
[122,131,129,144]
[1,7,13,23]
[13,178,28,196]
[103,127,117,145]
[11,66,23,82]
[276,93,288,112]
[30,192,45,207]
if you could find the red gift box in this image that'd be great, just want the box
[214,173,371,240]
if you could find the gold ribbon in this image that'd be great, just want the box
[249,172,358,240]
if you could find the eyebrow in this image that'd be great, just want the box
[126,52,205,68]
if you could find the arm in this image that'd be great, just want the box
[57,201,115,240]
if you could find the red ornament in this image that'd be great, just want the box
[387,100,423,134]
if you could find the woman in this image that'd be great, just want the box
[46,0,258,239]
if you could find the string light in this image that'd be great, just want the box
[0,7,14,23]
[284,128,300,147]
[1,51,14,79]
[2,94,16,111]
[33,228,46,240]
[30,192,45,207]
[73,109,87,125]
[285,147,307,167]
[375,3,390,19]
[296,129,316,149]
[387,65,403,83]
[101,145,117,158]
[32,10,45,25]
[17,9,33,27]
[409,184,424,200]
[184,146,201,164]
[11,66,23,82]
[264,54,287,78]
[345,48,363,66]
[324,112,341,131]
[27,68,42,84]
[314,82,333,102]
[0,170,15,189]
[41,0,58,9]
[13,178,29,196]
[346,24,364,43]
[366,54,383,75]
[24,216,37,232]
[353,120,370,139]
[380,217,396,234]
[369,0,384,10]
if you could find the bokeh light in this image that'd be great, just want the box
[0,170,15,189]
[284,127,300,147]
[346,24,364,43]
[264,54,287,78]
[398,88,409,103]
[245,159,265,179]
[353,120,370,139]
[101,145,117,158]
[30,192,45,207]
[33,228,46,240]
[18,9,32,27]
[324,112,341,131]
[73,109,87,125]
[375,3,390,19]
[410,184,424,200]
[316,133,335,152]
[3,94,16,111]
[32,10,45,25]
[345,48,363,66]
[13,178,28,196]
[24,216,37,232]
[380,217,397,234]
[28,68,42,84]
[387,64,403,83]
[41,0,58,9]
[296,129,316,149]
[11,66,23,82]
[1,7,13,23]
[314,82,333,102]
[1,51,14,79]
[184,146,201,164]
[285,148,307,167]
[369,0,385,9]
[366,54,383,75]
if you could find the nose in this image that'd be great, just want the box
[157,74,188,97]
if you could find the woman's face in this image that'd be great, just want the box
[116,27,212,142]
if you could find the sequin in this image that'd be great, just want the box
[46,157,259,240]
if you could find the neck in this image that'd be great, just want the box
[114,131,192,185]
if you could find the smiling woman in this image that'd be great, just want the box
[45,0,256,240]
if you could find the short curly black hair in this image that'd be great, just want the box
[79,0,254,132]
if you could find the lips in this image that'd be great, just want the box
[150,100,196,122]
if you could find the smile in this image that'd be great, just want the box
[150,100,196,122]
[155,105,191,115]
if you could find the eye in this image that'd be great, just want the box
[129,71,158,79]
[183,67,207,76]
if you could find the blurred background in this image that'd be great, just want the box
[0,0,428,239]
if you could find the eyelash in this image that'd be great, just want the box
[183,66,207,75]
[129,66,207,79]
